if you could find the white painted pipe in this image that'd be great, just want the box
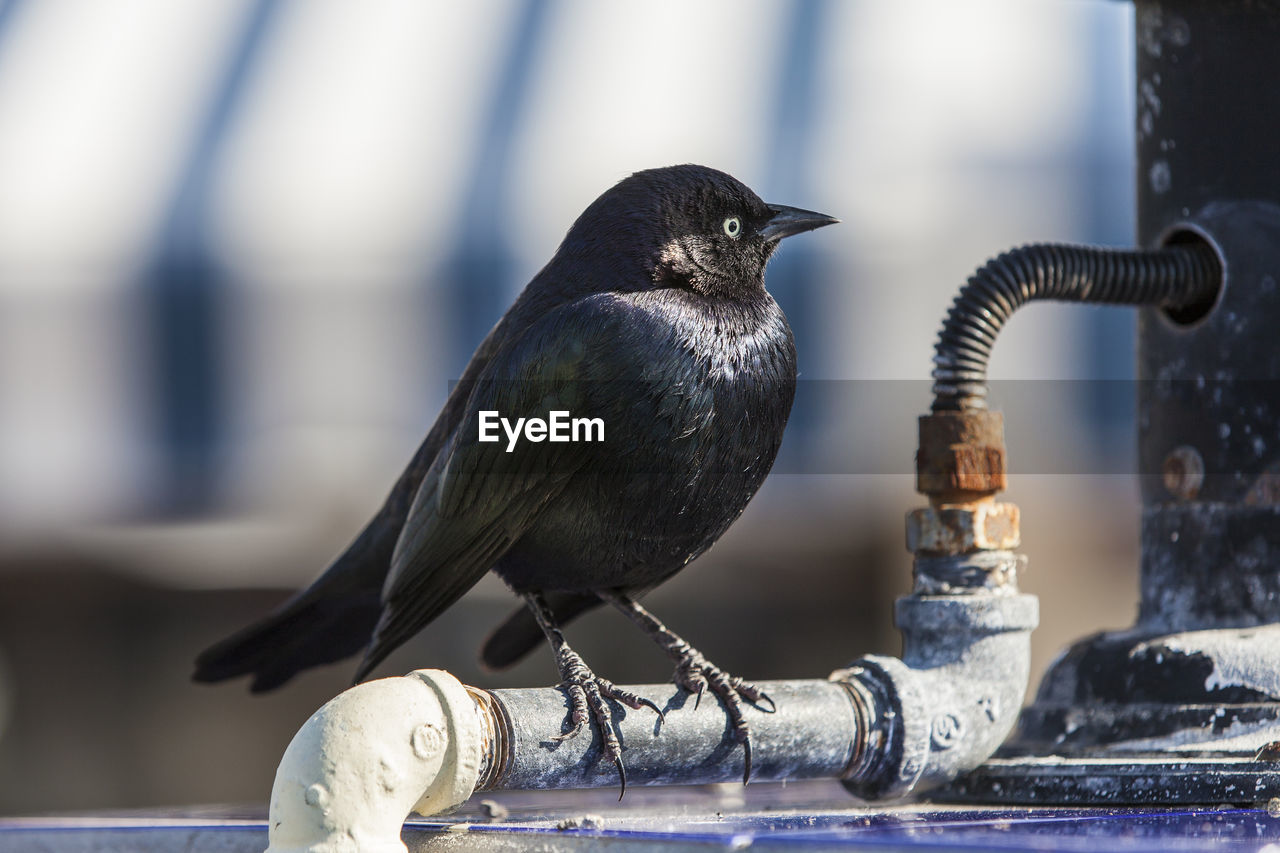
[266,669,483,853]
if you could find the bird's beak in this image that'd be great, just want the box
[760,204,839,242]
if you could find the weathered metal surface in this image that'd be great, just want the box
[483,680,861,791]
[840,593,1038,801]
[911,551,1023,596]
[1003,622,1280,760]
[1138,202,1280,505]
[1140,504,1280,630]
[1037,625,1280,708]
[906,502,1020,555]
[948,756,1280,805]
[910,409,1022,566]
[915,411,1007,498]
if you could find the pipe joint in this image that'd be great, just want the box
[839,590,1037,801]
[266,669,482,853]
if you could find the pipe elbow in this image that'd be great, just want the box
[838,590,1038,800]
[266,669,483,853]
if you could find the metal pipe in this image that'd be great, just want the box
[265,577,1036,853]
[475,587,1036,799]
[930,241,1220,413]
[476,679,869,791]
[476,591,1037,799]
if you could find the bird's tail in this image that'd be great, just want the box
[480,591,602,671]
[193,519,394,692]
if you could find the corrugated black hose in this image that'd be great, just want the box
[931,242,1222,412]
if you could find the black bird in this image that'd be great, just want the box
[194,164,836,788]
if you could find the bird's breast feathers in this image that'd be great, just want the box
[583,287,797,482]
[620,287,795,387]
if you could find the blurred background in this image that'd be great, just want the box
[0,0,1143,814]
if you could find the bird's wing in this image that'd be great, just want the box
[354,294,636,679]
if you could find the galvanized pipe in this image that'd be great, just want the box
[475,679,871,792]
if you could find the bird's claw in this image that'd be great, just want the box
[639,695,666,727]
[673,652,767,784]
[597,676,665,724]
[549,681,590,743]
[738,684,775,714]
[598,677,665,724]
[551,652,660,797]
[613,755,627,802]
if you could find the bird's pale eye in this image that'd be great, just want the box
[722,216,742,239]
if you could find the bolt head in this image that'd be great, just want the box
[1162,445,1204,500]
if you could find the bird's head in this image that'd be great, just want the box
[561,165,838,300]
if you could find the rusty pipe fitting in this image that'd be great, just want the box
[916,410,1007,503]
[906,502,1020,555]
[836,405,1037,803]
[910,409,1021,568]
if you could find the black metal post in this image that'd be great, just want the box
[943,0,1280,804]
[1134,0,1280,628]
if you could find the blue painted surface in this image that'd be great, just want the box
[409,782,1280,851]
[416,806,1280,851]
[6,800,1280,852]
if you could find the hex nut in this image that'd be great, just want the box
[906,502,1021,555]
[916,411,1008,497]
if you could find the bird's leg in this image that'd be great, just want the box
[598,590,772,784]
[522,591,662,798]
